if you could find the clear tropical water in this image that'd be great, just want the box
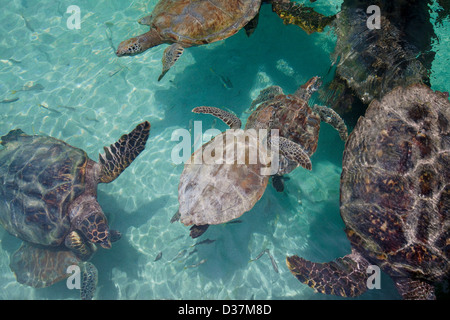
[0,0,448,300]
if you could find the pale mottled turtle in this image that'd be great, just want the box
[0,121,150,299]
[116,0,331,80]
[173,77,348,237]
[287,84,450,300]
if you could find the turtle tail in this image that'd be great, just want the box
[286,250,370,297]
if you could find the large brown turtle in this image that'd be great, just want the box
[116,0,334,80]
[173,77,348,237]
[0,121,150,299]
[286,84,450,300]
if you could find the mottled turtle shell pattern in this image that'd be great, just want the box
[178,130,270,226]
[341,84,450,282]
[0,132,87,247]
[148,0,261,46]
[246,93,321,173]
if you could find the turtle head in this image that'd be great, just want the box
[293,76,322,100]
[116,37,145,56]
[116,30,163,57]
[70,196,112,249]
[78,211,112,249]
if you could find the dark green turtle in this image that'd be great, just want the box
[116,0,334,80]
[173,77,347,238]
[287,84,450,300]
[0,121,150,299]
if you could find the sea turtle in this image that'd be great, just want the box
[0,121,150,299]
[314,0,440,124]
[173,77,347,237]
[286,84,450,300]
[116,0,333,80]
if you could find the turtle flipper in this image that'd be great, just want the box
[190,224,209,239]
[394,278,436,300]
[65,231,96,261]
[158,43,184,81]
[0,129,27,146]
[80,262,98,300]
[249,86,284,111]
[192,106,242,129]
[286,251,370,297]
[272,2,336,34]
[244,11,260,37]
[138,15,152,26]
[270,136,312,171]
[99,121,150,183]
[10,243,80,289]
[313,105,348,141]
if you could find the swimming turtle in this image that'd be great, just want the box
[286,84,450,300]
[316,0,434,123]
[0,121,150,299]
[116,0,333,80]
[173,77,347,237]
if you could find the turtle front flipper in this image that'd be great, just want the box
[286,251,370,297]
[190,224,209,239]
[158,43,185,81]
[99,121,150,183]
[80,262,98,300]
[192,106,242,129]
[270,136,312,171]
[312,105,348,141]
[272,2,336,34]
[65,231,96,261]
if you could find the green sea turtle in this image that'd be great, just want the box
[116,0,334,80]
[0,121,150,299]
[173,77,347,237]
[286,84,450,300]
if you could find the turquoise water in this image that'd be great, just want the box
[0,0,448,300]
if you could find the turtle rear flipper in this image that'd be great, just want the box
[99,121,150,183]
[0,129,27,146]
[80,262,98,300]
[286,251,370,297]
[10,243,80,289]
[312,104,348,141]
[272,2,336,34]
[394,277,436,300]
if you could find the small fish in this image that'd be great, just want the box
[210,68,233,89]
[59,105,77,112]
[187,248,198,258]
[249,249,267,262]
[39,104,62,114]
[1,97,19,104]
[20,13,35,32]
[171,249,187,262]
[266,250,279,273]
[192,239,215,247]
[154,252,163,262]
[105,23,117,54]
[13,83,44,94]
[226,220,242,225]
[184,259,207,269]
[249,249,279,273]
